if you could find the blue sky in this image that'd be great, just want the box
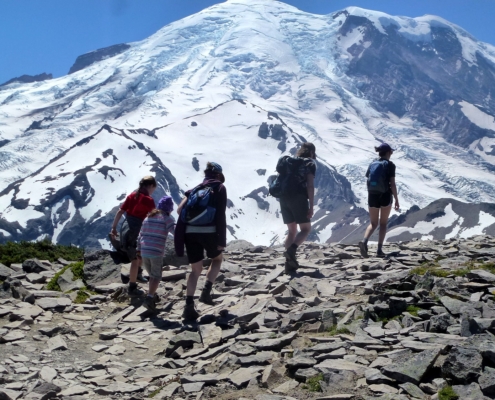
[1,0,495,84]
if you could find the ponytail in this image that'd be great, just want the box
[134,175,157,199]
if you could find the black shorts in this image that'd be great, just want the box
[368,192,393,208]
[185,232,222,264]
[280,194,310,224]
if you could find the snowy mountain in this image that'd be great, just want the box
[1,0,495,247]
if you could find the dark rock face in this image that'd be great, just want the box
[442,347,483,384]
[0,73,52,87]
[340,14,495,148]
[69,43,131,74]
[83,250,123,289]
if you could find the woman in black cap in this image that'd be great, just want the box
[359,143,399,258]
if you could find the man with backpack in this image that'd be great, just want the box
[272,143,316,273]
[359,143,400,258]
[175,162,227,321]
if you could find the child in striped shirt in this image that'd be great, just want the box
[137,195,175,312]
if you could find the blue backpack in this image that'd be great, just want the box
[367,160,389,193]
[180,184,218,225]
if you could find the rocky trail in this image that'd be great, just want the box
[1,236,495,400]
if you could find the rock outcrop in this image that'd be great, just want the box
[1,235,495,399]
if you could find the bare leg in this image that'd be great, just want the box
[364,208,380,240]
[285,223,298,249]
[205,253,223,284]
[129,258,140,284]
[148,277,161,296]
[293,222,311,246]
[186,261,203,297]
[378,205,392,245]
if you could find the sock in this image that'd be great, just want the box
[378,244,383,252]
[363,238,368,245]
[186,296,194,305]
[203,280,213,293]
[290,243,298,251]
[129,282,137,290]
[147,294,153,298]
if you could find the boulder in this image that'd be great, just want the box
[478,366,495,396]
[22,259,49,273]
[441,347,482,384]
[83,250,122,289]
[0,264,14,280]
[382,348,441,384]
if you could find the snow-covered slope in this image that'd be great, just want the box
[1,0,495,246]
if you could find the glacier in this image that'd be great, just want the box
[1,0,495,246]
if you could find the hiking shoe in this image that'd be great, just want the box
[128,285,145,298]
[284,260,298,274]
[359,241,369,258]
[376,249,386,258]
[199,289,215,306]
[136,273,148,283]
[153,293,160,304]
[182,303,200,321]
[143,296,157,312]
[283,246,299,266]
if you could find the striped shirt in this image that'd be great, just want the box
[137,212,176,258]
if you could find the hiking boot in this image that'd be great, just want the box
[128,285,145,298]
[283,246,299,267]
[182,303,200,321]
[143,296,157,312]
[153,293,160,304]
[376,249,386,258]
[359,241,369,258]
[199,289,215,306]
[137,270,148,283]
[284,259,299,274]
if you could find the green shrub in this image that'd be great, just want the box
[45,260,86,292]
[410,263,450,278]
[326,325,351,336]
[302,374,324,392]
[0,239,83,267]
[148,386,163,398]
[73,287,96,304]
[70,261,84,281]
[438,386,459,400]
[406,305,422,317]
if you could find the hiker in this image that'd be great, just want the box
[137,196,176,312]
[174,162,227,321]
[276,142,316,272]
[110,176,157,296]
[359,143,400,258]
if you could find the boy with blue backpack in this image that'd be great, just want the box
[174,162,227,321]
[359,143,400,258]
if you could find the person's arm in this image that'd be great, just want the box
[110,209,125,238]
[390,177,400,211]
[176,196,187,216]
[306,173,315,219]
[216,185,228,249]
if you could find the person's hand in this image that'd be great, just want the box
[136,251,142,260]
[394,200,400,211]
[217,246,225,251]
[307,206,314,219]
[110,228,118,238]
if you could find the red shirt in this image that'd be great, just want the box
[120,191,156,220]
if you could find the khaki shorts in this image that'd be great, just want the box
[142,257,163,280]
